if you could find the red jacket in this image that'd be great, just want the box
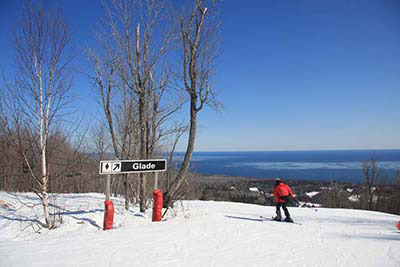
[273,183,294,203]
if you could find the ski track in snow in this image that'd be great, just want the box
[0,192,400,267]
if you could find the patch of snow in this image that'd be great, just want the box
[305,191,320,198]
[248,187,259,192]
[349,195,360,202]
[346,188,354,193]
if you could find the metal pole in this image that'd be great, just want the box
[106,174,111,200]
[154,172,158,190]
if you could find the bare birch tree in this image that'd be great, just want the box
[9,2,74,229]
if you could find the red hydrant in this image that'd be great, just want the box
[152,189,163,222]
[103,200,114,230]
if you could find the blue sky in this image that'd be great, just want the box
[1,0,399,152]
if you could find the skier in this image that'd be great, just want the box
[273,178,294,222]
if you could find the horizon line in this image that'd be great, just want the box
[175,148,400,153]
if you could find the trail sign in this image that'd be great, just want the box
[99,159,167,175]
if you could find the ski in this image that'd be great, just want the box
[260,216,302,225]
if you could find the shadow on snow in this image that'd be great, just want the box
[225,215,264,222]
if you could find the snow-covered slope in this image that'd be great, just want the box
[0,192,399,267]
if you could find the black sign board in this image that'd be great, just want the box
[100,159,167,175]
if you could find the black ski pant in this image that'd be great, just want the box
[276,196,291,218]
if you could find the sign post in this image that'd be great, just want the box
[105,174,111,201]
[99,159,167,228]
[154,172,158,190]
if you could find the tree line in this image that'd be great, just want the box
[0,0,220,229]
[318,159,400,215]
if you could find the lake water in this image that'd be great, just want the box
[174,150,400,183]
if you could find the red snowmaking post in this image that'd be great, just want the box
[396,221,400,231]
[103,200,114,230]
[152,189,163,222]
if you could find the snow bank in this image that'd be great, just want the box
[1,192,400,267]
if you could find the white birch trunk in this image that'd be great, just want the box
[37,55,52,229]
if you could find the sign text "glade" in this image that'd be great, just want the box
[132,162,156,170]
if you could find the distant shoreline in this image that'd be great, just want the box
[193,173,355,185]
